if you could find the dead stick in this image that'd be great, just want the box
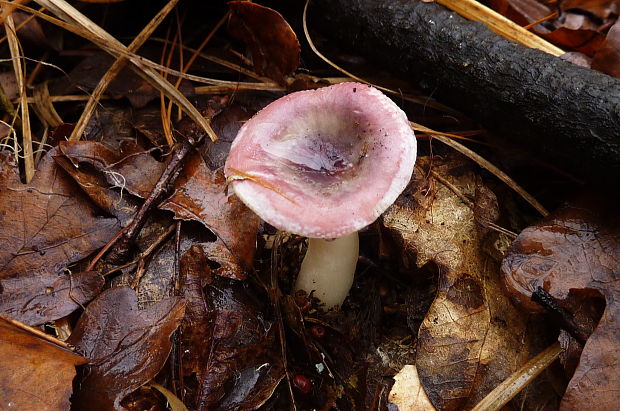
[311,0,620,180]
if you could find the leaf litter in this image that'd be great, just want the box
[0,0,616,409]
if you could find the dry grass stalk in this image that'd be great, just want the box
[1,2,265,88]
[68,0,181,142]
[32,0,217,141]
[165,11,229,127]
[471,342,562,411]
[0,7,35,44]
[436,0,563,56]
[0,0,29,24]
[4,11,34,182]
[415,122,549,217]
[32,81,63,127]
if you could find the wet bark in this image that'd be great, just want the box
[311,0,620,180]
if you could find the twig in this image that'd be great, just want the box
[130,223,176,289]
[531,287,590,345]
[103,138,195,265]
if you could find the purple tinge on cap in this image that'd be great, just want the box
[224,82,417,238]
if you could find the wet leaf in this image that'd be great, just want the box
[201,103,254,170]
[59,140,167,199]
[160,152,259,279]
[68,286,185,411]
[178,246,283,408]
[0,316,86,410]
[179,245,213,376]
[382,156,559,410]
[54,156,136,225]
[561,0,620,20]
[228,1,300,84]
[501,197,620,411]
[0,149,119,280]
[0,270,103,326]
[592,19,620,77]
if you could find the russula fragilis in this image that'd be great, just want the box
[224,82,416,309]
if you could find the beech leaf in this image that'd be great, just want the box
[502,198,620,411]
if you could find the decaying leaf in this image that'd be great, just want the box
[160,152,259,280]
[382,156,559,410]
[592,19,620,77]
[227,1,300,84]
[68,286,185,411]
[0,270,103,326]
[0,149,119,280]
[502,198,620,411]
[59,140,167,199]
[178,245,284,409]
[0,315,86,410]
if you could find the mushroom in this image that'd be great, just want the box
[224,82,416,309]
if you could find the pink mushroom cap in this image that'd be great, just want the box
[224,82,417,238]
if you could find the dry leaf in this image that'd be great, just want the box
[59,140,167,199]
[388,365,436,411]
[383,156,560,410]
[0,316,86,410]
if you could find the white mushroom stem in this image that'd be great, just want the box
[294,232,359,309]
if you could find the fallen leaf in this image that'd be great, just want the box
[0,149,119,280]
[59,140,167,199]
[201,103,254,170]
[54,156,136,225]
[179,245,213,377]
[0,270,103,326]
[227,1,300,84]
[382,156,560,410]
[193,278,284,409]
[12,11,63,51]
[0,315,86,410]
[561,0,620,20]
[388,365,435,411]
[160,152,259,279]
[592,19,620,77]
[176,246,283,408]
[68,286,185,411]
[501,197,620,411]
